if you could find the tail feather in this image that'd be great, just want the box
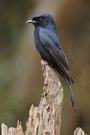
[64,76,77,113]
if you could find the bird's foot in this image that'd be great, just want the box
[41,60,48,71]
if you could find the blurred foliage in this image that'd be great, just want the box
[0,0,36,49]
[57,0,90,134]
[0,0,38,127]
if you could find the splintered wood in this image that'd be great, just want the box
[25,60,63,135]
[74,128,87,135]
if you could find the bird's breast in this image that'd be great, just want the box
[34,28,53,63]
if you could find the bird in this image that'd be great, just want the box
[26,12,76,112]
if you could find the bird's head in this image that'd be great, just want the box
[26,12,56,30]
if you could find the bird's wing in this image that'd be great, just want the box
[39,28,73,82]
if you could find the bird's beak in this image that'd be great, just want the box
[25,19,37,24]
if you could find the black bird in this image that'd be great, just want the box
[26,12,76,112]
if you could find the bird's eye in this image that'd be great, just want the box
[39,17,43,22]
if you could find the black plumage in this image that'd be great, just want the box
[26,12,76,112]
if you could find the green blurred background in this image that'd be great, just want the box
[0,0,90,134]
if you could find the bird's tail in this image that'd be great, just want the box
[64,76,77,113]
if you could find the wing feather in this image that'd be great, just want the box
[39,28,74,83]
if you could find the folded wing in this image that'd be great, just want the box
[39,28,74,83]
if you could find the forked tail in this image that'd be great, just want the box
[64,76,77,113]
